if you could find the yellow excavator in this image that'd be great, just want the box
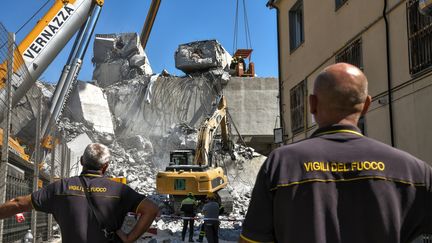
[156,95,234,214]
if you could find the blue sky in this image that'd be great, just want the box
[1,0,278,83]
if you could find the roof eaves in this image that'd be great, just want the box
[266,0,279,9]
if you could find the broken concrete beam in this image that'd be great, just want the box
[67,81,115,135]
[93,33,139,63]
[93,34,116,63]
[92,33,153,86]
[175,40,232,74]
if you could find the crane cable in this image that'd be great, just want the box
[232,0,252,54]
[16,0,53,34]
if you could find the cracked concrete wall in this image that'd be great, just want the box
[105,75,219,139]
[224,77,279,136]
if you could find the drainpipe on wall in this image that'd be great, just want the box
[383,0,395,147]
[268,3,286,142]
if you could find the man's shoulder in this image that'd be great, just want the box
[269,137,321,158]
[362,136,427,163]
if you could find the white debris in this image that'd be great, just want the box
[145,74,160,104]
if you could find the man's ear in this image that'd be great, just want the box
[80,156,84,166]
[361,95,372,115]
[309,94,317,115]
[101,163,109,174]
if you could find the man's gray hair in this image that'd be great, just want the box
[82,143,110,170]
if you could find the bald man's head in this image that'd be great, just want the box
[310,63,371,127]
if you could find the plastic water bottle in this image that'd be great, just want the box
[22,230,33,242]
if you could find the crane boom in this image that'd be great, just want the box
[0,0,103,124]
[140,0,161,49]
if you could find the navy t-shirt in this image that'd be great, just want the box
[241,124,432,243]
[32,170,145,243]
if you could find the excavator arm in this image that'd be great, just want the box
[140,0,161,50]
[193,95,230,166]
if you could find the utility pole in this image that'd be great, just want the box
[0,32,15,243]
[31,95,42,243]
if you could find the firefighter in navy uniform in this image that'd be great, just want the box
[0,143,159,243]
[240,63,432,243]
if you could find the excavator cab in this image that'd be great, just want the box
[169,149,195,166]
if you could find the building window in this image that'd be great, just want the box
[290,80,306,134]
[289,0,304,52]
[335,0,348,10]
[407,0,432,75]
[336,38,363,70]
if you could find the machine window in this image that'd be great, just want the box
[174,179,186,190]
[289,0,304,52]
[407,0,432,75]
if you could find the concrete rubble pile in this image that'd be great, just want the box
[92,33,153,88]
[12,34,271,242]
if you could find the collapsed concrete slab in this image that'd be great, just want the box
[67,81,114,134]
[175,40,232,74]
[93,33,152,88]
[104,75,218,139]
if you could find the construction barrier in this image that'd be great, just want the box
[158,214,244,222]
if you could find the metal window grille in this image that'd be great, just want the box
[407,0,432,75]
[336,0,348,10]
[422,235,432,242]
[290,80,306,134]
[289,0,304,51]
[336,38,363,70]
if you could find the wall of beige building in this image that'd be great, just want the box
[271,0,432,163]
